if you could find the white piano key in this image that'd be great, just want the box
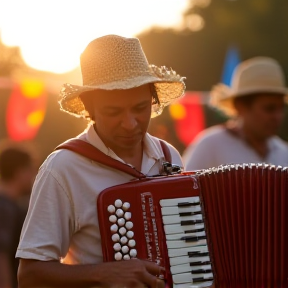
[163,214,202,225]
[173,280,214,288]
[160,197,200,207]
[161,205,201,216]
[168,246,208,258]
[164,223,204,235]
[171,264,211,275]
[172,272,213,284]
[166,239,207,249]
[169,255,211,266]
[165,231,206,241]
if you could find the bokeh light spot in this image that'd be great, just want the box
[169,103,186,120]
[21,80,44,98]
[27,110,45,127]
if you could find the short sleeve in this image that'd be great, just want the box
[16,166,75,261]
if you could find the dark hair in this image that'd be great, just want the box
[0,148,32,181]
[233,94,257,108]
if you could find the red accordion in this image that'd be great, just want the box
[97,164,288,288]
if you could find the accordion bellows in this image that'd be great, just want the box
[200,164,288,288]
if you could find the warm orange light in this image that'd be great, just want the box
[169,103,186,120]
[27,110,45,127]
[21,79,45,98]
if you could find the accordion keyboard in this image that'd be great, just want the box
[160,196,213,288]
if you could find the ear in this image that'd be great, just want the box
[233,99,250,117]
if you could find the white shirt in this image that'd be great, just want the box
[16,125,183,264]
[183,125,288,171]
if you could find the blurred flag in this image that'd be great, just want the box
[169,92,205,146]
[221,45,240,86]
[6,79,47,141]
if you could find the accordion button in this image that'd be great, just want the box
[122,202,130,211]
[107,205,115,214]
[124,212,132,220]
[110,224,118,233]
[109,215,117,223]
[117,218,125,226]
[119,227,127,235]
[130,249,137,258]
[123,254,131,260]
[115,199,123,208]
[112,234,120,242]
[120,236,128,245]
[114,252,122,261]
[125,221,133,230]
[113,243,121,251]
[122,245,129,254]
[116,209,124,218]
[128,239,136,247]
[126,231,134,238]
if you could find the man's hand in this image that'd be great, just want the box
[96,259,165,288]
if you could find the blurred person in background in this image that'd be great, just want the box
[183,57,288,170]
[0,141,36,288]
[16,35,185,288]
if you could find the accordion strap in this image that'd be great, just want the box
[55,138,171,179]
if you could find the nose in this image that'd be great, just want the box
[121,112,137,130]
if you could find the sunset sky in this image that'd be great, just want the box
[0,0,190,73]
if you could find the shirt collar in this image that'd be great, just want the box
[83,124,165,163]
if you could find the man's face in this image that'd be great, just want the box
[91,84,152,153]
[240,93,285,139]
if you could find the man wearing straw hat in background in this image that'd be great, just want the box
[16,35,185,288]
[183,57,288,171]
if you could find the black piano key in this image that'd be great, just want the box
[190,261,211,267]
[181,220,203,226]
[181,235,207,242]
[185,228,205,234]
[178,201,200,207]
[192,269,212,274]
[179,211,202,217]
[188,251,210,257]
[193,277,214,283]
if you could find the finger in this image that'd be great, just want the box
[143,260,165,276]
[141,270,163,288]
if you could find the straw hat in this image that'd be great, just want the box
[211,57,288,115]
[58,35,186,118]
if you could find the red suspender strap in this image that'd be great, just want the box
[55,139,146,179]
[55,138,172,179]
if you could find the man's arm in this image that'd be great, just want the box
[18,258,165,288]
[0,253,13,288]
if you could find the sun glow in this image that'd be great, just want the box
[0,0,190,73]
